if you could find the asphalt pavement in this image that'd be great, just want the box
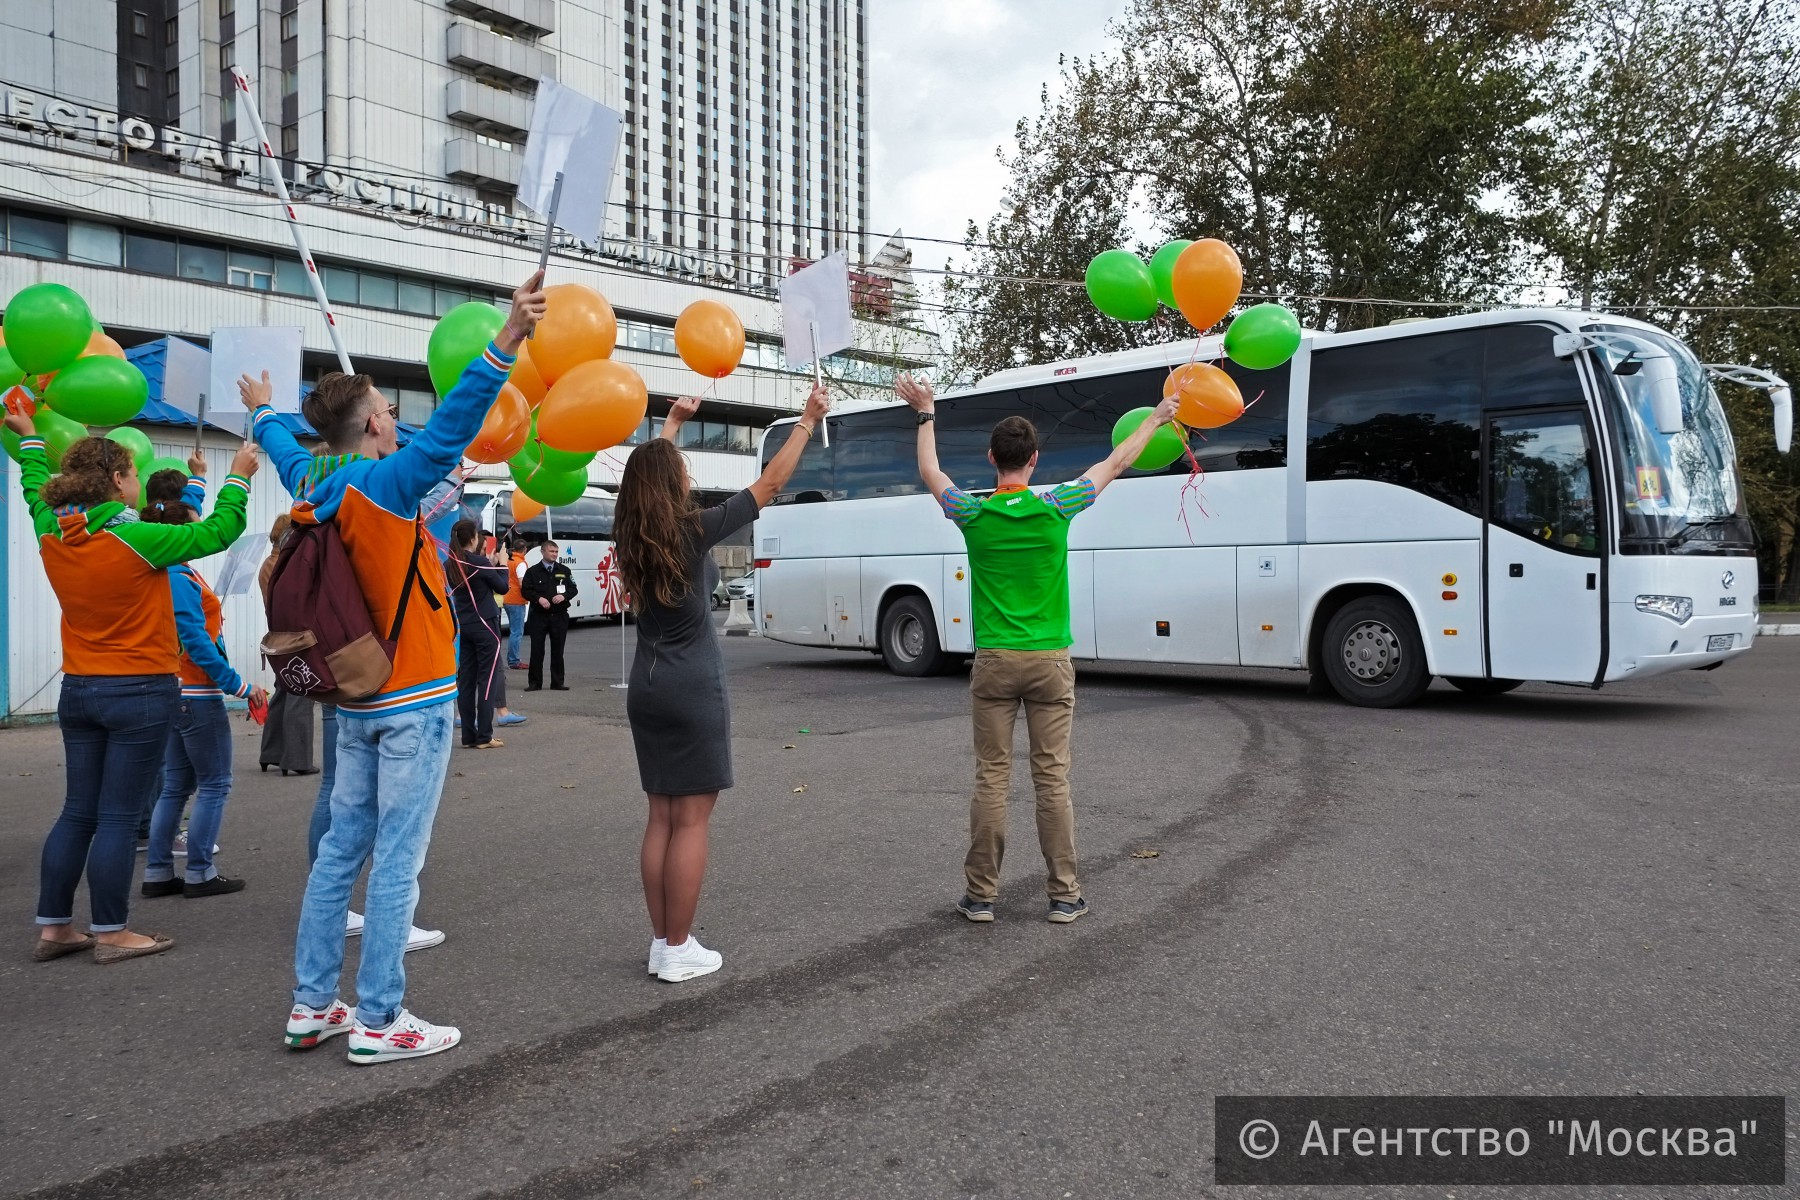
[1,620,1794,1200]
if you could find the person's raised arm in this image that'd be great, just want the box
[895,374,955,502]
[747,384,831,510]
[659,394,699,442]
[181,450,208,513]
[1083,394,1181,495]
[3,400,58,539]
[240,371,313,498]
[126,442,259,568]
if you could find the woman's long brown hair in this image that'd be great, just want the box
[614,438,699,610]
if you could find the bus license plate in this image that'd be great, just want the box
[1707,634,1734,651]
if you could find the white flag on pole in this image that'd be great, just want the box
[161,336,212,424]
[518,78,624,247]
[209,326,303,438]
[211,531,270,599]
[780,252,855,367]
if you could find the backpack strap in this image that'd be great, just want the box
[387,520,443,642]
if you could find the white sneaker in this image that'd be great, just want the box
[345,1008,461,1065]
[656,936,722,982]
[648,936,668,976]
[342,911,443,953]
[284,999,354,1050]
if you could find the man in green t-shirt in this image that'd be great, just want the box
[897,374,1180,923]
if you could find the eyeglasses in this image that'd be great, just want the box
[382,403,399,421]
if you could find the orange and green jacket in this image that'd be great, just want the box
[250,340,515,718]
[16,436,251,677]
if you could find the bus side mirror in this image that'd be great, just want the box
[1640,355,1685,435]
[1774,384,1793,453]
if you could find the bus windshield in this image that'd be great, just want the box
[1586,324,1749,551]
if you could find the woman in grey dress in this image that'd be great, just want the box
[614,386,830,982]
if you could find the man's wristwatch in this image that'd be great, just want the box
[917,411,937,426]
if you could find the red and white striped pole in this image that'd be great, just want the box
[230,69,354,374]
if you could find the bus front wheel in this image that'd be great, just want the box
[880,596,952,677]
[1446,676,1524,696]
[1321,597,1431,708]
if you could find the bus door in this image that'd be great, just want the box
[1482,408,1605,683]
[942,555,974,654]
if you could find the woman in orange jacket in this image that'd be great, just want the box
[4,405,258,965]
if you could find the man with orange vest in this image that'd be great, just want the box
[245,269,546,1065]
[502,537,529,668]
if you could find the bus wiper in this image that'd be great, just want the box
[1667,517,1734,550]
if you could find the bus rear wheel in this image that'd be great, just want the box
[1321,597,1431,708]
[880,595,952,677]
[1446,676,1523,696]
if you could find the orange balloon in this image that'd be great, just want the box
[673,299,745,379]
[1169,239,1243,332]
[83,330,126,359]
[536,359,648,454]
[1164,362,1244,429]
[510,341,548,409]
[531,283,617,386]
[511,491,546,524]
[465,383,532,464]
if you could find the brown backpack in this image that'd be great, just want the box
[259,517,439,703]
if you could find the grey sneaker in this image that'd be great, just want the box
[1047,898,1088,924]
[956,896,996,923]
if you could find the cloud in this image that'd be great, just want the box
[867,0,1128,267]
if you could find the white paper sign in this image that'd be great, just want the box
[780,253,855,367]
[518,77,624,247]
[211,531,270,599]
[161,336,212,425]
[209,326,303,438]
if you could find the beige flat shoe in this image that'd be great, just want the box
[93,933,174,965]
[32,933,95,961]
[474,739,505,749]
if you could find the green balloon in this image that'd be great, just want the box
[1084,249,1157,322]
[523,412,596,472]
[104,425,157,475]
[1149,240,1193,309]
[3,284,94,375]
[144,455,189,484]
[428,302,506,396]
[0,343,23,393]
[1111,406,1187,472]
[46,356,148,426]
[35,409,90,470]
[1223,303,1303,370]
[510,459,588,507]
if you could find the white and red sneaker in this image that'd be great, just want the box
[285,999,354,1050]
[345,1009,462,1065]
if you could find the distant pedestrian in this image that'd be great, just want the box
[258,512,319,776]
[613,385,829,982]
[521,540,577,691]
[897,373,1179,925]
[136,468,267,901]
[4,410,256,965]
[446,518,509,749]
[503,537,529,668]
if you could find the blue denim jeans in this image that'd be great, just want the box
[39,674,178,931]
[293,700,452,1028]
[144,697,233,885]
[505,603,526,666]
[307,705,337,866]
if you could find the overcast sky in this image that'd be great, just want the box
[866,0,1129,272]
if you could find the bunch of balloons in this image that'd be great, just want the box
[429,282,649,507]
[1,283,150,469]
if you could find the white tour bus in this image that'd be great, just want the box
[752,309,1791,707]
[462,483,628,622]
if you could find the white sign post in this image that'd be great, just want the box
[209,326,304,439]
[781,253,855,446]
[518,77,624,272]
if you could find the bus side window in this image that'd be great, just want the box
[1483,324,1589,411]
[1307,329,1484,515]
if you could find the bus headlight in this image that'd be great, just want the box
[1635,594,1693,624]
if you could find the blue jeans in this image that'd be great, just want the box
[293,700,453,1028]
[144,698,232,885]
[505,603,526,665]
[308,705,337,866]
[38,675,178,931]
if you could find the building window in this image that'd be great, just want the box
[68,220,124,267]
[10,211,69,260]
[281,68,298,97]
[228,249,275,290]
[281,11,298,40]
[166,68,180,97]
[166,16,178,45]
[396,386,436,426]
[321,265,358,304]
[280,124,298,156]
[221,40,234,69]
[177,241,227,283]
[134,64,150,90]
[133,11,148,37]
[275,258,309,295]
[475,133,514,152]
[125,231,178,275]
[358,272,398,309]
[398,279,435,315]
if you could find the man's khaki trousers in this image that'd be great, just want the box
[964,647,1079,903]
